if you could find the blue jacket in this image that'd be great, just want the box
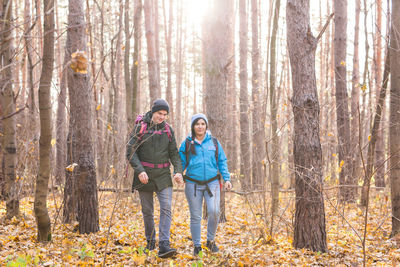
[179,131,230,183]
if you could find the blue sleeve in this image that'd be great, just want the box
[179,141,186,172]
[217,141,230,181]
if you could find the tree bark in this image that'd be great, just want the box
[390,0,400,237]
[131,0,142,122]
[34,0,54,241]
[361,48,389,206]
[125,0,133,126]
[251,0,266,189]
[350,0,361,199]
[239,0,251,191]
[144,0,160,103]
[269,0,281,236]
[66,0,99,234]
[203,0,232,222]
[162,0,173,122]
[287,0,327,252]
[334,0,352,202]
[1,0,19,220]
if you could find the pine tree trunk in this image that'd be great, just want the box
[176,0,183,141]
[125,0,133,126]
[66,0,99,234]
[269,0,281,236]
[131,0,142,120]
[390,0,400,236]
[334,0,352,202]
[34,0,54,241]
[251,0,266,189]
[1,0,19,219]
[239,0,251,191]
[287,0,327,252]
[163,0,173,121]
[203,0,231,222]
[374,0,385,188]
[144,0,160,103]
[350,0,361,199]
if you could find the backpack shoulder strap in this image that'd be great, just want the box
[164,123,172,142]
[211,136,219,163]
[137,121,147,141]
[184,138,191,170]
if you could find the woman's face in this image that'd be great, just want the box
[194,119,207,137]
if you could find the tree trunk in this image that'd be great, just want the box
[34,0,54,241]
[125,0,133,126]
[144,0,160,103]
[350,0,361,199]
[287,0,327,252]
[203,0,232,222]
[389,0,400,236]
[1,0,19,220]
[374,0,385,188]
[239,0,251,191]
[66,0,99,234]
[162,0,173,121]
[360,48,390,206]
[251,0,266,189]
[175,0,183,141]
[334,0,352,202]
[269,0,281,236]
[131,0,142,122]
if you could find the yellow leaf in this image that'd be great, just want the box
[368,135,371,141]
[340,61,346,66]
[96,104,101,111]
[51,138,56,147]
[110,166,115,175]
[361,84,367,92]
[134,61,139,66]
[65,163,78,172]
[332,153,337,157]
[107,124,113,131]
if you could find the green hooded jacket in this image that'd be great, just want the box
[126,111,182,191]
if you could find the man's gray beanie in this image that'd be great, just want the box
[151,99,170,114]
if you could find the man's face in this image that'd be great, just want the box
[152,110,168,124]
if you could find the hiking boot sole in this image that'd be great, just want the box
[158,250,177,258]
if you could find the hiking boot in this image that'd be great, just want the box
[145,240,156,251]
[193,246,202,256]
[158,241,177,258]
[206,240,219,253]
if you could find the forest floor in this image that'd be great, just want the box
[0,187,398,266]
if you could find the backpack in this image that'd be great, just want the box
[184,136,219,170]
[134,114,172,142]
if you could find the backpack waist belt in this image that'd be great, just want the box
[183,174,220,197]
[141,161,170,168]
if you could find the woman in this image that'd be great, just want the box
[178,113,232,255]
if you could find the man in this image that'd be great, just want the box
[126,99,183,258]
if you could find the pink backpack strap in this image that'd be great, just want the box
[164,123,172,142]
[138,121,147,141]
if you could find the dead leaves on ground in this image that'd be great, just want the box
[0,190,399,266]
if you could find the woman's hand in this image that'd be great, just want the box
[224,181,232,191]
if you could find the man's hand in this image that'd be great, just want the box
[224,181,233,191]
[173,173,184,186]
[138,172,149,184]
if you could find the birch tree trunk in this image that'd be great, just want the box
[1,0,19,220]
[287,0,327,252]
